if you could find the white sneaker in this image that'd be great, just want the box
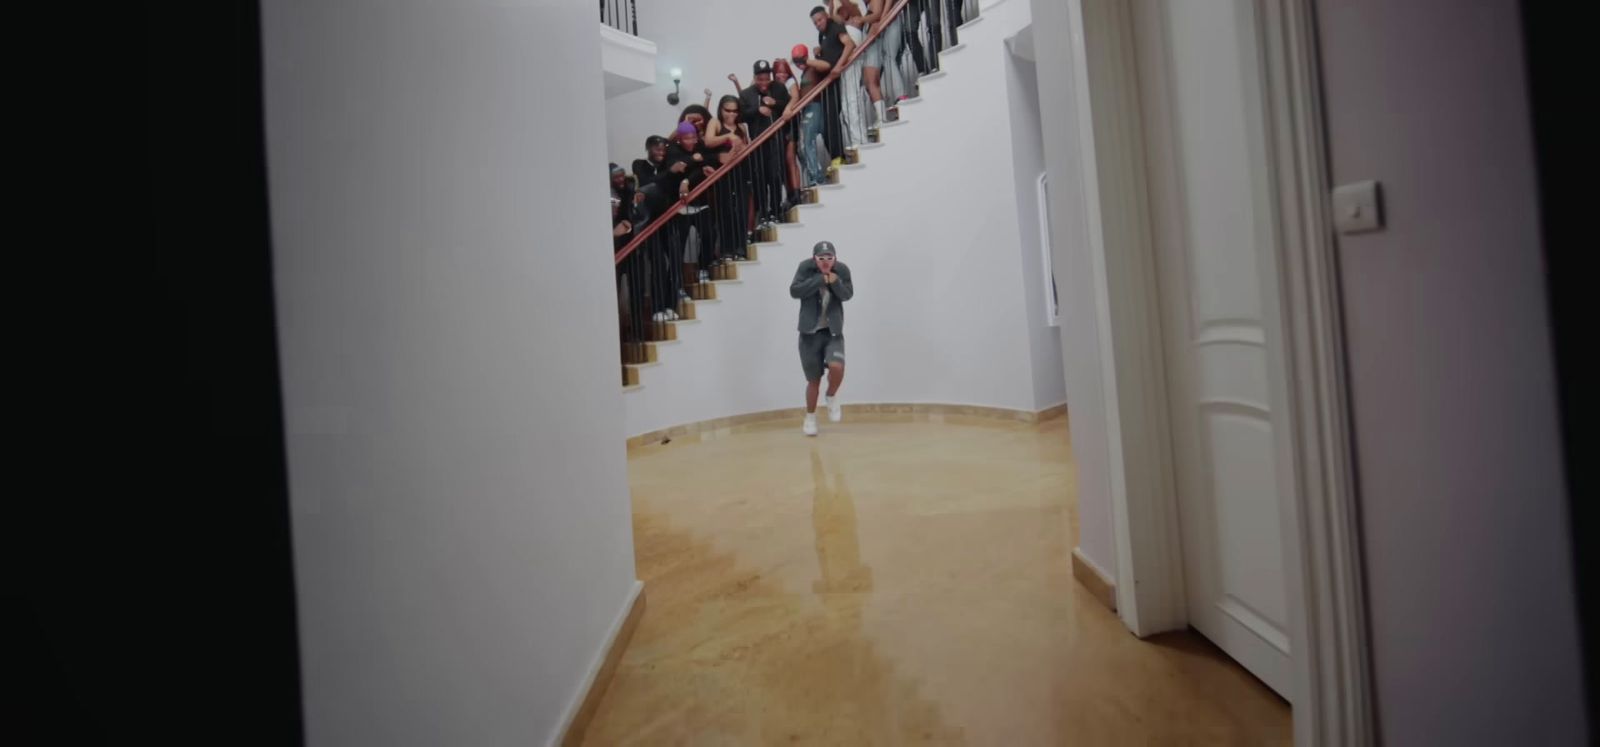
[826,396,842,423]
[802,413,819,436]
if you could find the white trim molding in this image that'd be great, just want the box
[1067,0,1188,636]
[1062,0,1374,742]
[1255,0,1375,743]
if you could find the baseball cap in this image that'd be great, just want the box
[753,59,773,75]
[813,240,837,257]
[791,44,810,60]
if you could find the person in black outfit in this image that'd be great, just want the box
[611,163,649,342]
[610,163,637,251]
[632,135,668,189]
[678,104,712,137]
[632,134,674,229]
[740,59,792,222]
[810,6,855,166]
[660,121,717,312]
[704,94,750,264]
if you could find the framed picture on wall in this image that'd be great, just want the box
[1037,173,1061,327]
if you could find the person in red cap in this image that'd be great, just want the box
[792,42,832,188]
[770,58,804,196]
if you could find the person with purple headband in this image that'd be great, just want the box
[654,120,717,318]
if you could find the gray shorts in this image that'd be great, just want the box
[862,17,904,69]
[799,331,845,381]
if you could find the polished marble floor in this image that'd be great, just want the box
[586,413,1290,745]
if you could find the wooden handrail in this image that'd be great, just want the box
[614,0,913,265]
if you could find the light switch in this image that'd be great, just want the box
[1331,180,1383,234]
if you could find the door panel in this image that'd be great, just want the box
[1134,0,1295,697]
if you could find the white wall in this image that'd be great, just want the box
[606,0,821,164]
[1025,0,1116,576]
[261,2,640,745]
[1004,52,1069,412]
[601,24,658,99]
[1315,0,1586,743]
[623,0,1059,438]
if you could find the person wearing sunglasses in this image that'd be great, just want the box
[704,94,751,266]
[790,240,855,436]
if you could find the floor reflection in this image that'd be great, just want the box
[811,446,873,596]
[586,415,1290,745]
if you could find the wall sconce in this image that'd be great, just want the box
[667,67,682,106]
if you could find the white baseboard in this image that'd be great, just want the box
[551,579,645,746]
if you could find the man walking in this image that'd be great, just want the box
[790,241,854,436]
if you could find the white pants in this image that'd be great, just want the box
[867,16,910,105]
[841,25,868,149]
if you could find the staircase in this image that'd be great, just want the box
[618,0,986,392]
[620,156,856,388]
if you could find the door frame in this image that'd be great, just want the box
[1062,0,1373,743]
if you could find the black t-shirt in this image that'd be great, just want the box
[817,20,849,67]
[632,157,661,184]
[663,142,713,199]
[740,83,790,137]
[611,183,636,226]
[611,184,631,250]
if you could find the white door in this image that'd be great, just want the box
[1133,0,1297,698]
